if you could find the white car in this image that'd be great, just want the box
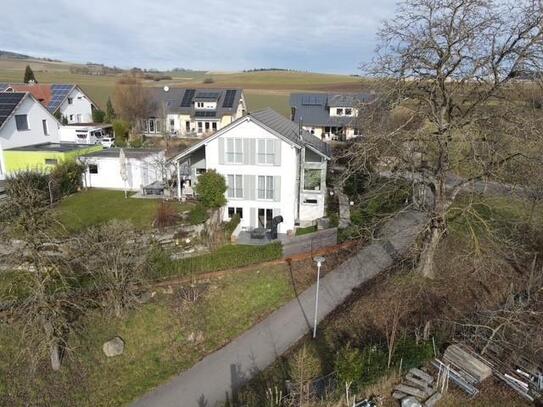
[100,137,115,148]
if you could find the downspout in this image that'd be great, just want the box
[296,118,304,223]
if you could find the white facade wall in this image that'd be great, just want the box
[59,87,94,124]
[0,95,60,179]
[205,120,300,234]
[82,152,165,191]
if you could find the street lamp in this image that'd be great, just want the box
[313,256,325,339]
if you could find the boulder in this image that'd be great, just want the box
[103,336,125,357]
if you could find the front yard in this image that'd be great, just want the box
[54,189,193,233]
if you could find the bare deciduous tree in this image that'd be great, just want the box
[112,75,156,125]
[349,0,543,277]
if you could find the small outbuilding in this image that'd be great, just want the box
[80,148,166,192]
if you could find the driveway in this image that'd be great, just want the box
[132,210,427,407]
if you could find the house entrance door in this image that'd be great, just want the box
[258,208,273,229]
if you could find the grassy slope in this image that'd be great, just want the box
[0,264,295,406]
[53,189,192,233]
[0,58,364,115]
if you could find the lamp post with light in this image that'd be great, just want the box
[312,256,325,338]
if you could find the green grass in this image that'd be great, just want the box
[0,263,295,406]
[295,225,318,236]
[54,189,191,233]
[151,242,283,280]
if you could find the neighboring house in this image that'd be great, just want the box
[170,108,331,235]
[80,148,165,191]
[141,87,246,137]
[0,92,62,179]
[0,83,98,124]
[3,143,102,175]
[289,92,375,141]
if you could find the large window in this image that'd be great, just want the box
[258,208,273,229]
[89,164,98,174]
[42,119,49,135]
[228,207,243,219]
[304,169,321,191]
[257,176,274,200]
[15,114,29,131]
[227,174,243,198]
[45,158,58,165]
[257,139,276,164]
[225,138,243,163]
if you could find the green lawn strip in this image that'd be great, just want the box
[53,189,192,233]
[0,263,295,406]
[295,225,318,236]
[151,242,283,280]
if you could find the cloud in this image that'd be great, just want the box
[1,0,396,73]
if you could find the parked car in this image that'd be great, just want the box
[100,137,115,148]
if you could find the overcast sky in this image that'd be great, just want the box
[2,0,397,74]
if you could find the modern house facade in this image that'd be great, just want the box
[141,87,246,137]
[289,92,375,141]
[0,83,98,124]
[170,108,331,234]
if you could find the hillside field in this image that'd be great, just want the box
[0,58,366,116]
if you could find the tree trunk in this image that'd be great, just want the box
[417,221,443,278]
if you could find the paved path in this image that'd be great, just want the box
[132,210,427,407]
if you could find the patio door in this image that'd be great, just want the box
[258,208,273,229]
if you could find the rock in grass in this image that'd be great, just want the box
[103,336,125,357]
[402,396,423,407]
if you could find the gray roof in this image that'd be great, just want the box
[6,142,97,152]
[0,83,9,92]
[289,92,375,127]
[147,87,243,117]
[81,148,163,159]
[250,108,331,158]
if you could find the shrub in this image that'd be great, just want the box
[50,160,85,197]
[5,170,51,206]
[92,109,106,123]
[194,170,227,209]
[129,135,143,148]
[189,203,209,225]
[203,77,214,84]
[335,344,365,391]
[112,119,130,147]
[150,242,283,279]
[154,201,178,229]
[224,214,241,236]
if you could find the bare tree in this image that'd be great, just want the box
[350,0,543,277]
[73,220,150,318]
[112,75,156,125]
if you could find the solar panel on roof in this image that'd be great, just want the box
[48,84,74,112]
[0,92,25,127]
[301,95,322,106]
[180,89,196,107]
[222,90,236,108]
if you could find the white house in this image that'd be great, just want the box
[0,83,98,124]
[80,148,166,192]
[0,92,61,179]
[170,108,331,235]
[289,92,376,141]
[141,88,247,137]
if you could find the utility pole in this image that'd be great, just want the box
[313,256,325,339]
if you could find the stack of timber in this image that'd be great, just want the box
[392,367,442,407]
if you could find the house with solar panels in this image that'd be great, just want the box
[0,92,101,180]
[289,92,376,141]
[0,83,98,124]
[141,87,246,137]
[169,108,331,235]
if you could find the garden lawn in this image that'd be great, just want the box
[54,189,191,233]
[0,263,295,406]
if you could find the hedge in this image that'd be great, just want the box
[150,242,283,280]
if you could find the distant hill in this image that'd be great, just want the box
[0,50,32,60]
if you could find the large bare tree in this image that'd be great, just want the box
[112,75,156,125]
[350,0,543,277]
